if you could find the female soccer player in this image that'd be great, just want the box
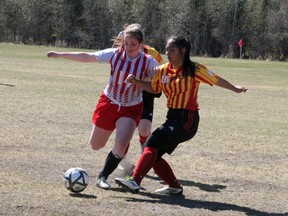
[47,25,159,190]
[115,36,247,195]
[112,24,163,175]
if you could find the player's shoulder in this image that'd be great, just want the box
[195,62,217,79]
[102,47,118,52]
[143,51,157,61]
[143,45,163,63]
[144,46,159,56]
[99,47,118,55]
[197,63,207,70]
[144,45,156,52]
[158,62,169,71]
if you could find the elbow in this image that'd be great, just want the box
[147,88,160,94]
[81,53,96,62]
[152,89,161,94]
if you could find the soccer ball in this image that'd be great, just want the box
[63,167,89,193]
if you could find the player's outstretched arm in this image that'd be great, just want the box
[125,74,160,94]
[215,77,248,93]
[47,51,97,63]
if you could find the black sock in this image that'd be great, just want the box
[98,151,121,179]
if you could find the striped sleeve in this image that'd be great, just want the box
[94,48,118,63]
[147,47,163,64]
[151,66,164,93]
[195,64,219,86]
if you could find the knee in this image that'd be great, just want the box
[90,139,102,151]
[138,127,151,137]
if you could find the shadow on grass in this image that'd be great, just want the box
[123,191,286,216]
[0,83,15,87]
[69,193,97,199]
[146,174,226,192]
[180,179,226,192]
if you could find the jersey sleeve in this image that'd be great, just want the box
[151,66,163,93]
[147,46,163,64]
[195,64,220,86]
[94,48,118,63]
[146,57,159,79]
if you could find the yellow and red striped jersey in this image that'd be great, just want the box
[151,62,219,110]
[143,45,163,64]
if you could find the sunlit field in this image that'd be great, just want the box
[0,43,287,216]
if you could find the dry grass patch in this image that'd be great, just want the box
[0,44,287,216]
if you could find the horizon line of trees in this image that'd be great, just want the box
[0,0,287,61]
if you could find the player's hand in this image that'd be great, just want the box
[125,74,137,84]
[235,86,248,93]
[47,51,58,58]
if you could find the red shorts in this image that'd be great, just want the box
[92,93,143,131]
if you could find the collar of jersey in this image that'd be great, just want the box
[168,63,183,77]
[124,50,143,61]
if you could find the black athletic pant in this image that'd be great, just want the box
[145,109,199,160]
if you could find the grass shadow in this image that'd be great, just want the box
[69,193,97,199]
[124,191,287,216]
[0,83,15,87]
[146,174,226,192]
[179,179,226,192]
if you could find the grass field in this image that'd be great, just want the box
[0,43,287,216]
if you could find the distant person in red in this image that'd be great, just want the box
[115,36,247,195]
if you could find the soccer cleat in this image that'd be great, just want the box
[96,176,111,190]
[154,186,183,195]
[115,176,140,193]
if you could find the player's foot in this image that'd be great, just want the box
[96,176,111,190]
[154,186,183,195]
[115,176,140,193]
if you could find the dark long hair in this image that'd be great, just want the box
[168,36,198,77]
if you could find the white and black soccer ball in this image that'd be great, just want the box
[63,167,89,193]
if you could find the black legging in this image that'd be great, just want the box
[145,109,200,160]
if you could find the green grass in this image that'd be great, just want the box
[0,43,288,216]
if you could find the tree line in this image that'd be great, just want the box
[0,0,287,61]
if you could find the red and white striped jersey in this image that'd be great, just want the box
[94,48,159,106]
